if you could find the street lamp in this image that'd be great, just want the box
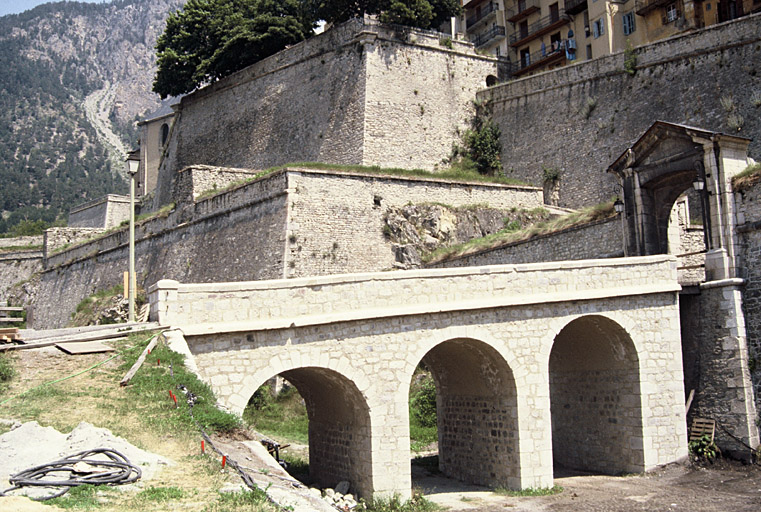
[126,150,140,323]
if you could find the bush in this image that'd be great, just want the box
[410,379,437,428]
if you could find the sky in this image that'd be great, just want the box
[0,0,109,17]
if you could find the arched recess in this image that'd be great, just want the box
[247,367,372,497]
[417,338,519,488]
[549,315,644,474]
[642,170,706,256]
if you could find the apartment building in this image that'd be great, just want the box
[459,0,761,78]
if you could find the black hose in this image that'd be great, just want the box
[0,448,141,501]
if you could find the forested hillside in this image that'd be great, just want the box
[0,0,184,234]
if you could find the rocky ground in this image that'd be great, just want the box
[415,458,761,512]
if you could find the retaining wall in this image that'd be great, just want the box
[430,216,623,268]
[482,13,761,209]
[154,20,499,208]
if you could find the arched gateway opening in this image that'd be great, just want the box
[245,367,372,497]
[549,315,644,475]
[415,338,520,488]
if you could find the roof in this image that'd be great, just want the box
[139,96,183,124]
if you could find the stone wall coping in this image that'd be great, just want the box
[285,167,542,192]
[700,278,747,290]
[177,281,680,336]
[153,254,675,294]
[0,252,43,261]
[69,194,130,215]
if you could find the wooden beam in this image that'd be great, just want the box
[119,334,162,387]
[0,336,128,352]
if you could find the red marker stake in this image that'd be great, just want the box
[157,359,160,366]
[172,394,178,408]
[201,440,205,454]
[221,455,227,469]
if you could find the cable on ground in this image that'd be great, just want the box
[0,448,142,501]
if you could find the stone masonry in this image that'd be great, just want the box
[482,13,761,209]
[150,256,687,499]
[29,168,541,328]
[153,19,499,208]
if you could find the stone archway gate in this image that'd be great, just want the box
[149,256,688,499]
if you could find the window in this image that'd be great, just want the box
[519,20,528,39]
[665,3,678,23]
[583,11,590,37]
[520,48,531,68]
[160,123,169,147]
[586,44,592,60]
[592,18,604,38]
[623,12,636,35]
[549,2,559,23]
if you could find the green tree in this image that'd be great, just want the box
[153,0,314,98]
[463,100,502,176]
[318,0,460,30]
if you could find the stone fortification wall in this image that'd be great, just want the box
[285,168,542,278]
[68,195,130,229]
[360,25,497,169]
[430,217,623,268]
[0,236,42,249]
[149,255,677,327]
[154,20,498,208]
[0,251,42,301]
[44,228,106,255]
[30,169,539,328]
[482,14,761,209]
[735,177,761,411]
[32,172,290,328]
[172,165,261,205]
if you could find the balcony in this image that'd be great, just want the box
[513,44,566,77]
[471,25,507,48]
[564,0,588,15]
[635,0,672,16]
[509,9,571,47]
[466,2,500,30]
[506,0,541,23]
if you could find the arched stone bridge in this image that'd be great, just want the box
[149,256,688,499]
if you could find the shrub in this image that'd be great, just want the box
[689,434,719,462]
[0,353,15,383]
[410,379,437,428]
[623,41,637,76]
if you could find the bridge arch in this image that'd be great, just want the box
[548,314,644,475]
[411,333,521,488]
[242,365,373,497]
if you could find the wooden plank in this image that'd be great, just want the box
[0,336,128,352]
[56,341,115,355]
[0,328,19,334]
[689,418,715,442]
[120,334,161,386]
[0,307,24,312]
[0,318,23,323]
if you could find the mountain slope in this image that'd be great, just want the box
[0,0,185,233]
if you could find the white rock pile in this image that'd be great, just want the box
[308,480,359,510]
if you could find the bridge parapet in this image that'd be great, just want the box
[149,255,679,332]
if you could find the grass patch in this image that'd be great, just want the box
[425,200,616,264]
[731,161,761,192]
[243,384,309,444]
[120,338,241,435]
[493,485,563,497]
[202,489,272,512]
[46,483,113,509]
[133,486,186,502]
[263,162,531,187]
[0,244,43,253]
[360,492,441,512]
[0,352,15,385]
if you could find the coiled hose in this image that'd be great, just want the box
[0,448,141,500]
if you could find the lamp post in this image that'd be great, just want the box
[126,151,140,323]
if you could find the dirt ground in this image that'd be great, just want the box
[416,459,761,512]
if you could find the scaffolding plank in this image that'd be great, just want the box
[55,341,116,355]
[689,418,715,442]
